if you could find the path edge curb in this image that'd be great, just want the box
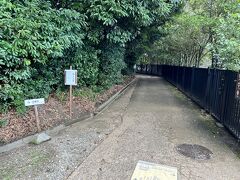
[0,77,137,154]
[95,78,137,114]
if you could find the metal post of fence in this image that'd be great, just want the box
[176,66,179,89]
[220,70,228,124]
[182,67,186,91]
[204,68,211,112]
[190,67,195,98]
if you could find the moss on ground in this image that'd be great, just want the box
[0,168,15,180]
[166,83,188,101]
[167,82,240,159]
[30,150,50,166]
[0,149,51,180]
[199,113,220,135]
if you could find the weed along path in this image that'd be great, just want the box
[1,76,240,180]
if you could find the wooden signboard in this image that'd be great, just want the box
[64,66,78,118]
[236,73,240,99]
[24,98,45,132]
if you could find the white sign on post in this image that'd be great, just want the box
[64,67,78,118]
[24,98,45,133]
[24,98,45,106]
[64,70,78,86]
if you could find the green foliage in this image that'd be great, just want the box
[73,88,98,101]
[1,0,180,113]
[153,0,240,70]
[55,88,67,102]
[0,0,86,113]
[73,47,100,87]
[0,119,8,128]
[99,44,126,88]
[155,13,212,66]
[214,11,240,70]
[76,0,179,73]
[125,0,183,69]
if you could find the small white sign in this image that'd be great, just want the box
[65,70,77,86]
[24,98,45,107]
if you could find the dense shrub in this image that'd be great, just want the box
[0,0,180,113]
[73,47,100,87]
[0,0,86,113]
[98,44,126,88]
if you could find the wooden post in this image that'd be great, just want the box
[34,105,41,132]
[69,66,73,118]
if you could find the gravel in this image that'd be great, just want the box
[0,83,136,180]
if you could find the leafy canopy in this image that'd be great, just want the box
[0,0,180,113]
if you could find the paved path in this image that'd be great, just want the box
[69,76,240,180]
[1,76,240,180]
[0,82,135,180]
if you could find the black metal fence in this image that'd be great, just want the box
[137,64,240,139]
[137,64,163,76]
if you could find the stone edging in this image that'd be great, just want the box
[0,78,137,154]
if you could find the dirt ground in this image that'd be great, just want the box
[1,75,240,180]
[0,76,134,145]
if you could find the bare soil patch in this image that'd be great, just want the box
[0,76,135,145]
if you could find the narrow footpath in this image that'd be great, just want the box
[69,76,240,180]
[1,76,240,180]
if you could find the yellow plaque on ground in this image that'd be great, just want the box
[131,161,178,180]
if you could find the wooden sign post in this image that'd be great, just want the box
[235,72,240,99]
[69,66,73,118]
[64,66,78,118]
[24,98,45,132]
[34,106,40,132]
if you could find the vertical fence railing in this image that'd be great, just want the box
[136,64,240,139]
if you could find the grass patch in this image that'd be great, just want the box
[55,89,68,102]
[0,119,8,128]
[56,87,100,102]
[73,87,98,101]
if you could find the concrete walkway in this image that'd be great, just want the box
[68,76,240,180]
[1,76,240,180]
